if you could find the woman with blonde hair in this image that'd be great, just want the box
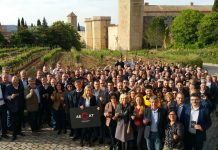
[79,85,97,147]
[115,93,134,150]
[164,92,177,111]
[131,94,146,150]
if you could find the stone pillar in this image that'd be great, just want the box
[92,16,111,50]
[85,18,93,49]
[118,0,144,50]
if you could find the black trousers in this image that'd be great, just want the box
[0,104,7,135]
[11,110,23,137]
[184,132,204,150]
[28,111,38,132]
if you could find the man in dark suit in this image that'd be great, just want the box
[68,79,84,140]
[183,92,212,150]
[5,76,25,141]
[0,82,9,140]
[143,97,167,150]
[176,92,187,123]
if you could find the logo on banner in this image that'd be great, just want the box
[76,112,95,122]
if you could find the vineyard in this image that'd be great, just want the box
[1,47,217,76]
[0,47,63,75]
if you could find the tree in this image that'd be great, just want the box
[21,17,25,27]
[42,17,48,27]
[145,17,166,49]
[10,28,35,46]
[48,21,81,51]
[37,19,41,26]
[78,23,81,31]
[24,21,28,28]
[0,32,8,47]
[17,18,21,28]
[213,0,218,12]
[171,10,204,46]
[198,12,218,45]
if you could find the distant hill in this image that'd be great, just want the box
[2,25,17,33]
[2,25,84,32]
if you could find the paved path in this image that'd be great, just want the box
[0,128,109,150]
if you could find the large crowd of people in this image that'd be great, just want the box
[0,58,217,150]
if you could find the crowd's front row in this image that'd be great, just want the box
[0,75,212,150]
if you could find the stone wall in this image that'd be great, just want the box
[108,25,118,50]
[85,16,111,50]
[68,16,77,31]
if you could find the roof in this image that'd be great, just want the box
[144,5,212,13]
[67,12,77,17]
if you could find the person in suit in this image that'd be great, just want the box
[183,92,212,150]
[93,80,108,144]
[24,77,39,133]
[79,85,98,147]
[176,92,186,124]
[68,79,84,140]
[0,82,9,140]
[39,77,54,127]
[5,76,25,141]
[143,97,167,150]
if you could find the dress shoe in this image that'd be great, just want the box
[63,129,67,134]
[88,141,92,147]
[57,130,62,135]
[11,136,17,141]
[2,134,10,139]
[80,141,84,147]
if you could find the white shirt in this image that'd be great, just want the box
[151,109,158,132]
[0,85,5,106]
[22,79,28,89]
[189,106,200,134]
[85,99,90,107]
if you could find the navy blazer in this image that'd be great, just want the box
[0,83,6,104]
[68,89,84,108]
[5,84,25,112]
[79,96,97,108]
[143,107,167,140]
[182,105,211,141]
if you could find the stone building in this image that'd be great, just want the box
[73,1,212,50]
[67,12,77,30]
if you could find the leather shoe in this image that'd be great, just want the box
[2,134,10,139]
[80,141,84,147]
[11,136,17,141]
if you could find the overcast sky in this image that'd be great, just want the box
[0,0,214,26]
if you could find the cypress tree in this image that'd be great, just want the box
[21,17,25,27]
[18,18,21,27]
[77,23,81,31]
[42,17,48,27]
[37,19,41,26]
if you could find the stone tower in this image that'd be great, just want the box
[118,0,144,50]
[85,16,111,50]
[67,12,77,30]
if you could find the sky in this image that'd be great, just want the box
[0,0,214,26]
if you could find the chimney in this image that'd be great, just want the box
[190,2,194,6]
[145,2,149,6]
